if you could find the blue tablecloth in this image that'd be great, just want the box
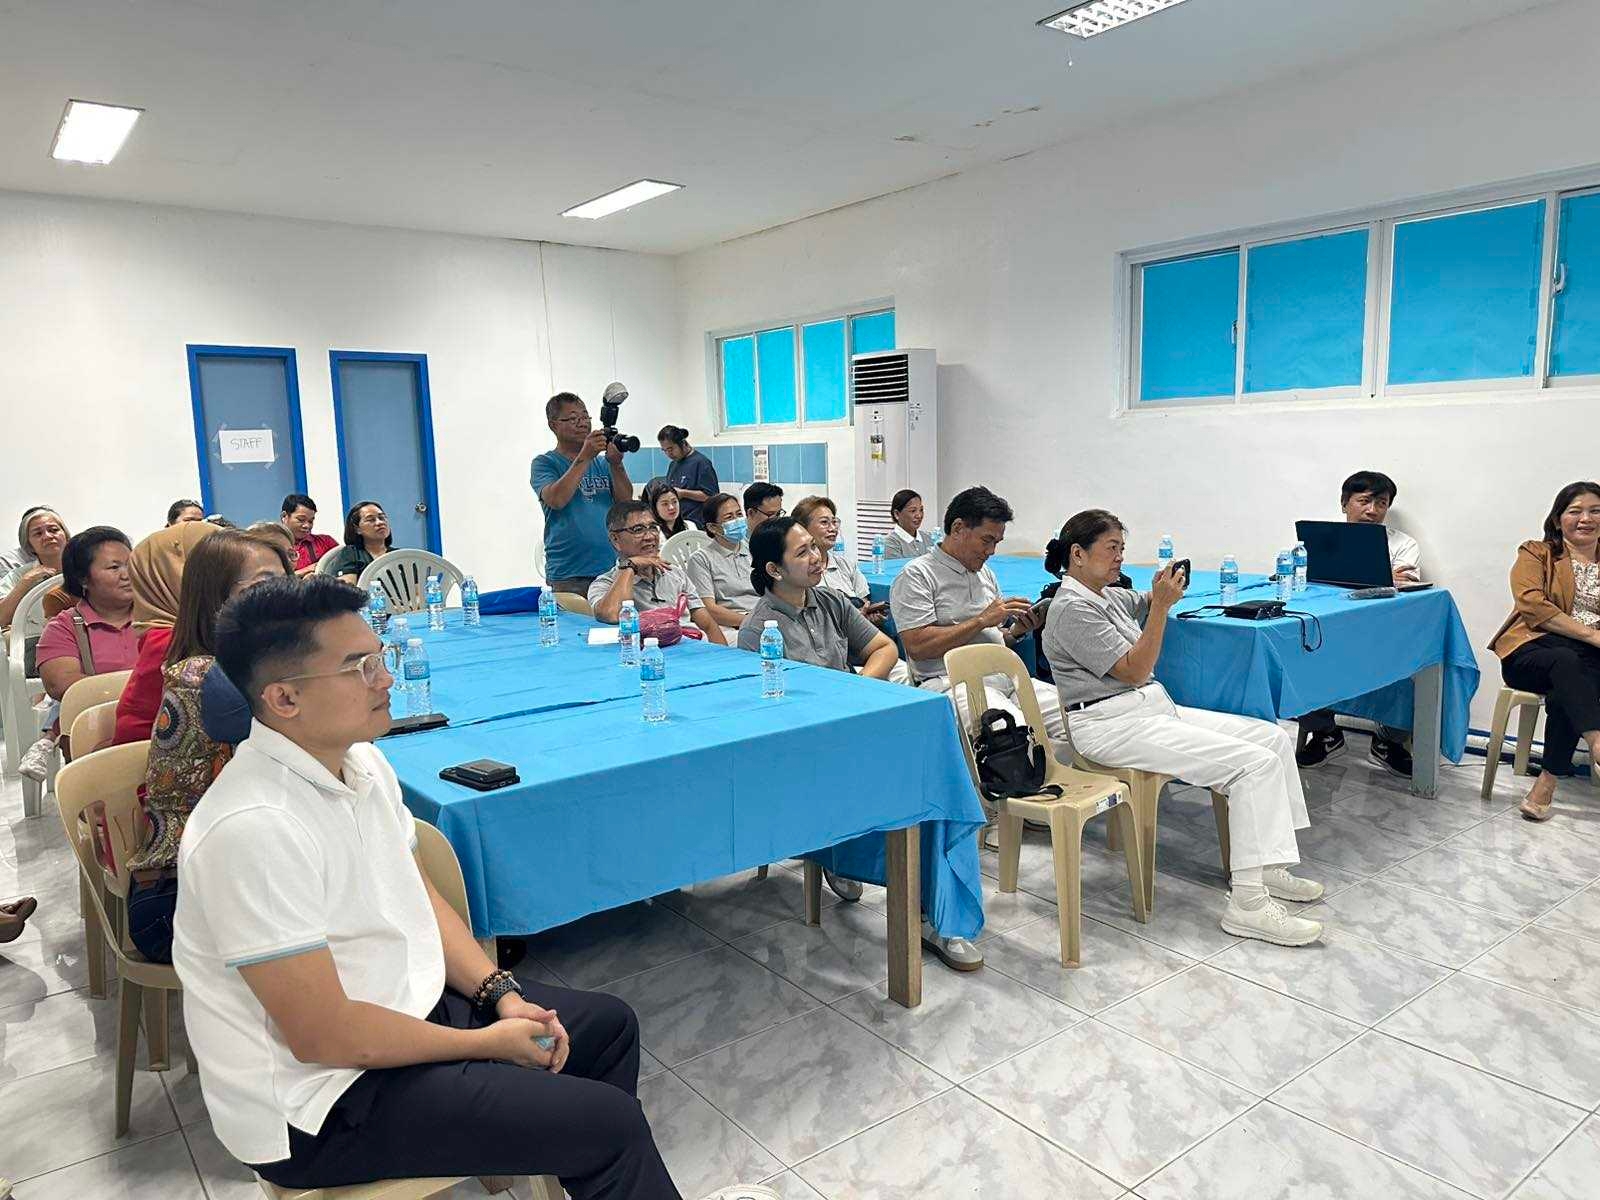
[391,610,763,727]
[384,614,987,939]
[867,555,1479,761]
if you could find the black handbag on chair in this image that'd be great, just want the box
[971,708,1061,801]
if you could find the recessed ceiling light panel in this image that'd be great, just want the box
[1039,0,1192,38]
[50,99,143,164]
[562,179,683,220]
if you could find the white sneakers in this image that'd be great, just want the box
[1264,866,1324,903]
[18,735,55,782]
[699,1187,779,1200]
[1221,893,1323,946]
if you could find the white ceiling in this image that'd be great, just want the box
[0,0,1560,254]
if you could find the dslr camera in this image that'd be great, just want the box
[598,382,640,454]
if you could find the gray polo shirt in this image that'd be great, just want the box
[586,561,705,616]
[685,541,759,614]
[888,546,1004,681]
[736,588,879,672]
[820,550,869,603]
[883,525,935,560]
[1042,575,1151,706]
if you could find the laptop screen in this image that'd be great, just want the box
[1293,520,1392,588]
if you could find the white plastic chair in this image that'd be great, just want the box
[661,528,710,569]
[1481,686,1600,799]
[4,573,63,816]
[316,550,347,576]
[358,551,464,615]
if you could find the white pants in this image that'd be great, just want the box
[921,672,1070,761]
[1068,682,1308,873]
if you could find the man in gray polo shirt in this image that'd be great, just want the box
[889,486,1067,753]
[587,500,726,644]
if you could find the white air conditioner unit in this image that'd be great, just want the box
[851,349,937,562]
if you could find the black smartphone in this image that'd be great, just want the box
[380,712,448,737]
[439,758,520,791]
[1397,581,1435,592]
[1170,558,1191,583]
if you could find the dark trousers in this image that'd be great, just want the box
[126,873,178,964]
[252,985,680,1200]
[1503,633,1600,777]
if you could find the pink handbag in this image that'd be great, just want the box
[638,591,701,646]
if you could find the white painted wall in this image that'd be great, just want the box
[0,190,680,590]
[674,0,1600,732]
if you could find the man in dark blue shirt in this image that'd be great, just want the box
[657,425,718,528]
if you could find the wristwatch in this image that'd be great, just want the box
[473,968,524,1015]
[616,557,635,572]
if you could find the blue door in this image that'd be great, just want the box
[187,346,309,525]
[329,352,442,553]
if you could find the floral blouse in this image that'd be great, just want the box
[126,655,235,874]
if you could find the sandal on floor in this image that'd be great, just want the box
[1520,795,1555,822]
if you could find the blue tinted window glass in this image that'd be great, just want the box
[803,319,847,422]
[756,328,796,424]
[1244,229,1368,393]
[1139,250,1240,401]
[721,336,757,427]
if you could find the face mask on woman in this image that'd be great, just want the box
[720,518,748,544]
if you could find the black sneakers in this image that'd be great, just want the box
[1296,728,1346,768]
[1369,735,1414,779]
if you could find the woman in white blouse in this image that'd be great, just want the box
[793,496,887,625]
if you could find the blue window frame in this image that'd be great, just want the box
[1244,229,1369,394]
[1138,250,1240,402]
[186,345,308,523]
[1387,200,1545,386]
[716,306,893,430]
[1552,190,1600,379]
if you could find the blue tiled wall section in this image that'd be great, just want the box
[679,441,829,489]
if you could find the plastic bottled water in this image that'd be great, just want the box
[1158,534,1175,573]
[538,588,559,647]
[930,528,944,548]
[872,533,886,575]
[366,583,389,634]
[386,615,412,709]
[403,638,432,716]
[834,528,848,558]
[619,600,640,668]
[1276,550,1294,603]
[461,575,480,627]
[1220,555,1240,606]
[759,620,785,700]
[640,638,667,723]
[1292,541,1308,594]
[424,574,445,631]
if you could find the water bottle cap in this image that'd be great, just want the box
[644,637,660,647]
[622,600,635,609]
[407,637,423,647]
[764,620,778,628]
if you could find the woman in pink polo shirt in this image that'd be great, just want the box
[23,527,140,777]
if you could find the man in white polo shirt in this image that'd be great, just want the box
[171,576,708,1199]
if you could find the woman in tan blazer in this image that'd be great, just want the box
[1492,481,1600,821]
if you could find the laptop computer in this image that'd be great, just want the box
[1293,520,1392,588]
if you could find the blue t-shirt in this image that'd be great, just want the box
[664,450,719,528]
[531,450,616,580]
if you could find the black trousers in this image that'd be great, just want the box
[1502,633,1600,777]
[252,984,680,1200]
[126,873,178,964]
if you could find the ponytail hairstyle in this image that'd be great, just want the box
[749,516,800,595]
[1044,509,1125,577]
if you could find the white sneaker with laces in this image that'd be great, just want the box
[1264,866,1324,903]
[19,736,54,782]
[1220,895,1323,946]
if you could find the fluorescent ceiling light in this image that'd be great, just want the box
[1039,0,1192,38]
[562,179,682,220]
[50,99,142,164]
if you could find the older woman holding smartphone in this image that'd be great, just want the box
[1040,508,1323,948]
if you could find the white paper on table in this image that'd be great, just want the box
[218,428,276,464]
[586,627,620,645]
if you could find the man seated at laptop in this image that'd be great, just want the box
[1297,470,1422,775]
[172,576,744,1198]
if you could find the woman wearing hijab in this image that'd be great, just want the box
[112,521,219,744]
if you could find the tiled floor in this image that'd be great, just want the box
[6,746,1600,1198]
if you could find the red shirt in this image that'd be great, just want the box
[114,627,174,745]
[292,533,338,572]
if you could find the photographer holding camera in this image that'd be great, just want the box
[531,390,636,594]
